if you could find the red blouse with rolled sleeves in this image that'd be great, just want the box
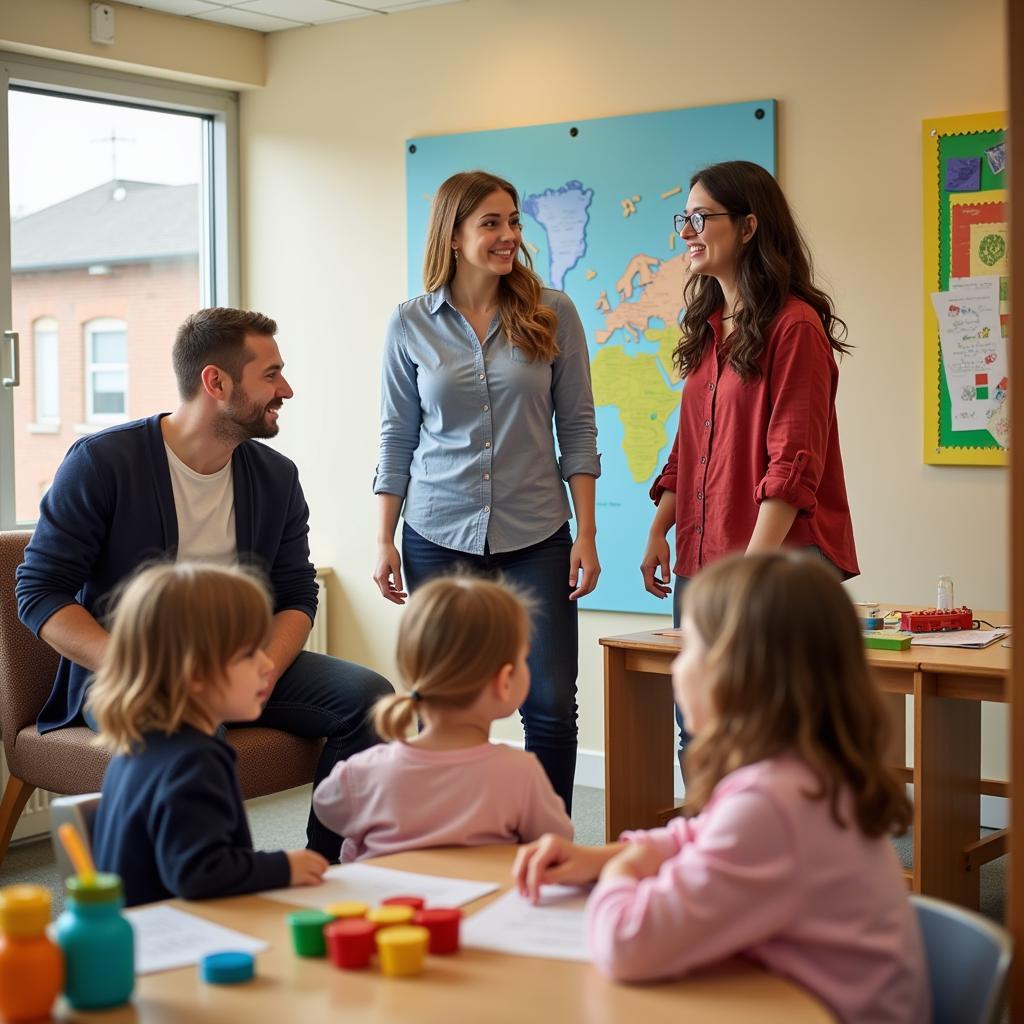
[650,296,859,579]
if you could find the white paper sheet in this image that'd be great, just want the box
[910,628,1009,649]
[461,885,591,962]
[259,863,499,911]
[930,276,1007,433]
[124,905,268,975]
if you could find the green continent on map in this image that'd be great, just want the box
[592,345,679,483]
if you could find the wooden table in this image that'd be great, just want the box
[601,627,1010,910]
[59,845,832,1023]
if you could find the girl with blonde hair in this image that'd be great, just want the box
[314,574,572,862]
[372,169,601,814]
[89,562,327,907]
[514,552,928,1024]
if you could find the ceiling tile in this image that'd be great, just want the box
[193,7,307,29]
[124,0,223,14]
[238,0,365,21]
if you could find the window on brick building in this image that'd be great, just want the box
[32,316,59,426]
[2,57,238,526]
[84,318,129,423]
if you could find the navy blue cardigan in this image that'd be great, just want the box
[16,414,319,732]
[92,726,291,906]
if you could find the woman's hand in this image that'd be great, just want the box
[599,841,669,884]
[569,534,601,600]
[373,542,407,605]
[512,835,624,903]
[640,534,672,599]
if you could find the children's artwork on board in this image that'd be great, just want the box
[922,112,1009,465]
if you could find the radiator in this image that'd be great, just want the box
[1,571,330,843]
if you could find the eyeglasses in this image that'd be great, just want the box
[673,211,732,235]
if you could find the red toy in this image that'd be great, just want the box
[412,908,462,955]
[381,896,426,911]
[325,919,378,970]
[900,607,974,633]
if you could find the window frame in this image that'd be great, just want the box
[0,52,240,528]
[83,317,129,425]
[30,315,60,430]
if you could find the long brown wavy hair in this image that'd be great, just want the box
[373,573,533,742]
[681,552,912,838]
[422,170,558,362]
[673,161,850,381]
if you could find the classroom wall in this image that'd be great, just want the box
[238,0,1009,774]
[0,0,264,89]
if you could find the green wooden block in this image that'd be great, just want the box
[863,631,912,651]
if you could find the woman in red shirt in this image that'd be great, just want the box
[641,160,858,760]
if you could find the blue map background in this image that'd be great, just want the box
[406,101,776,613]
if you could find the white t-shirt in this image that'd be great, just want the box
[164,443,237,565]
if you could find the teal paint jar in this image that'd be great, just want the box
[54,873,134,1010]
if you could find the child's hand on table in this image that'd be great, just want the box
[599,840,669,884]
[512,834,625,903]
[287,849,328,886]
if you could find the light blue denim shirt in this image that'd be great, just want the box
[374,285,601,555]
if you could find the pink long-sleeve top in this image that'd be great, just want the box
[312,741,574,863]
[586,756,929,1024]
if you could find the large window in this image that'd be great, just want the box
[32,316,59,427]
[84,318,128,424]
[0,53,238,526]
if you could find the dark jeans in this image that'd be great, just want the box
[402,522,578,814]
[85,650,393,861]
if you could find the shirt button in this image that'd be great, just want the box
[484,473,490,480]
[479,373,485,380]
[708,382,715,391]
[700,455,707,465]
[704,419,711,429]
[695,526,703,534]
[483,404,489,411]
[483,506,490,513]
[697,491,703,500]
[484,441,491,449]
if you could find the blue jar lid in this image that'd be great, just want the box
[200,951,254,984]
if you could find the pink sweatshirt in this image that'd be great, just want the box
[586,756,929,1024]
[312,741,574,862]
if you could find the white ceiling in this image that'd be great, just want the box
[122,0,462,33]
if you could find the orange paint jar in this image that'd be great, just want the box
[0,885,64,1022]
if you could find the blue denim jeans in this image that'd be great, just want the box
[85,650,393,861]
[402,522,578,814]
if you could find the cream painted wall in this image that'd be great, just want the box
[240,0,1009,769]
[0,0,264,89]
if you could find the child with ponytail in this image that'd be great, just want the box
[313,575,573,861]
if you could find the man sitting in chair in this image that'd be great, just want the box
[15,307,392,862]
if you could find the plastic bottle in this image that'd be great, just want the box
[936,576,954,611]
[54,873,134,1010]
[0,884,64,1022]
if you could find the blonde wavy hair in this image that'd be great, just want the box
[87,562,272,754]
[681,552,912,838]
[422,170,559,363]
[373,574,533,742]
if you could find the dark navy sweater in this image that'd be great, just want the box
[92,726,291,907]
[15,414,318,732]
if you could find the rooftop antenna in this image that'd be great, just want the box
[91,128,135,183]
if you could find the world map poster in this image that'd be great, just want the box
[405,101,777,613]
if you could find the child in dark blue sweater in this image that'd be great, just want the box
[89,562,327,907]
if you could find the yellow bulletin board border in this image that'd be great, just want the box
[923,111,1008,465]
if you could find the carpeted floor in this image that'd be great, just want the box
[0,784,1006,926]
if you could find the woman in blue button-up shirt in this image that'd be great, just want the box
[373,170,601,813]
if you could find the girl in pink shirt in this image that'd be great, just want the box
[313,575,573,861]
[514,552,929,1024]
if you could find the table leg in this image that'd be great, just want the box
[604,646,675,841]
[880,691,908,768]
[913,670,981,908]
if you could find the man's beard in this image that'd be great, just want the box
[215,389,282,443]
